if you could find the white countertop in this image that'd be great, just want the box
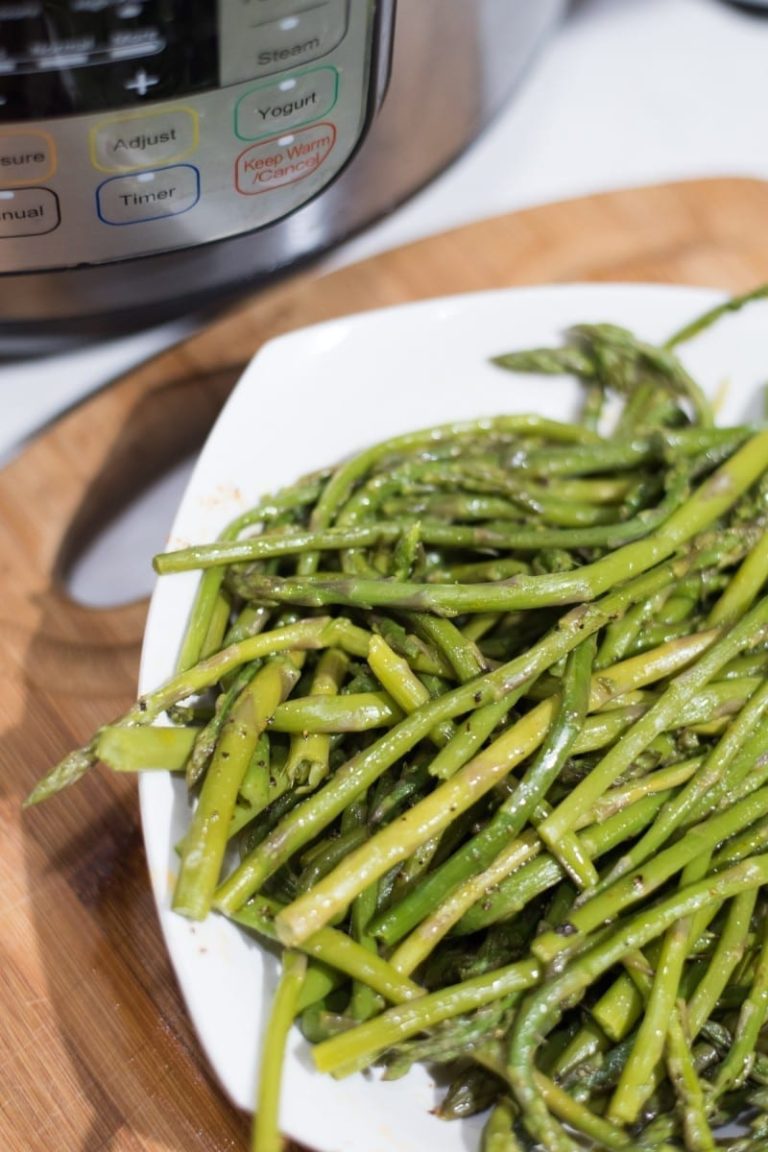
[5,0,768,601]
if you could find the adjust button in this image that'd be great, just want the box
[96,164,200,225]
[235,66,338,140]
[91,107,198,174]
[0,131,56,187]
[0,187,60,238]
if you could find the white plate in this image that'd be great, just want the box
[139,283,767,1152]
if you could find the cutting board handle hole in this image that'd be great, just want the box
[54,367,241,608]
[63,456,196,607]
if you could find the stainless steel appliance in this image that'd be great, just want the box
[0,1,566,335]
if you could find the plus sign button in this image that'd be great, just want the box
[124,68,160,98]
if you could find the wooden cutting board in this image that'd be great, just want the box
[3,177,768,1152]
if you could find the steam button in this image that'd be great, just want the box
[96,164,200,225]
[0,131,56,187]
[0,187,60,238]
[221,0,349,84]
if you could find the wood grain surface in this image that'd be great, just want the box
[3,178,768,1152]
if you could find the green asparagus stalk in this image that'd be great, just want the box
[252,950,307,1152]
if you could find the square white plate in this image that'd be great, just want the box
[139,283,767,1152]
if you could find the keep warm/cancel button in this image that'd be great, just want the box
[235,123,336,195]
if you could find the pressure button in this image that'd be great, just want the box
[0,131,56,187]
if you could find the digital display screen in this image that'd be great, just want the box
[0,1,219,120]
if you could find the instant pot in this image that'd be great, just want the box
[0,1,566,336]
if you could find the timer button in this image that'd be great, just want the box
[0,131,56,188]
[0,187,60,238]
[96,164,200,225]
[90,107,198,174]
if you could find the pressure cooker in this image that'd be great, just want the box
[0,1,566,336]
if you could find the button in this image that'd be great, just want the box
[0,130,56,187]
[247,1,325,21]
[123,67,161,96]
[91,106,198,173]
[7,29,165,74]
[109,28,166,64]
[235,66,338,141]
[235,122,336,195]
[96,164,200,225]
[223,0,349,84]
[0,187,60,238]
[26,35,96,72]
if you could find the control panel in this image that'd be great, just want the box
[0,1,383,271]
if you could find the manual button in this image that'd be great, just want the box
[0,131,56,187]
[0,187,60,238]
[91,107,198,174]
[97,164,200,225]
